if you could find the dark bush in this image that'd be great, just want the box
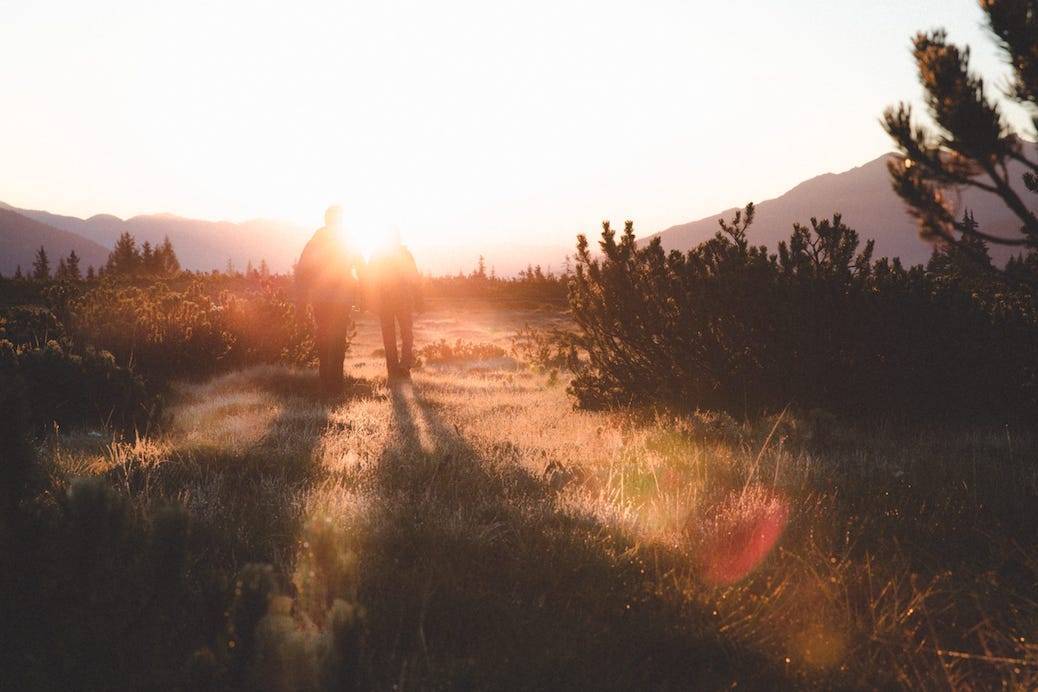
[0,368,39,522]
[0,336,151,432]
[567,206,1038,419]
[3,478,214,691]
[0,304,67,347]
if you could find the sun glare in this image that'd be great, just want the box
[349,228,378,263]
[344,228,372,263]
[344,224,401,263]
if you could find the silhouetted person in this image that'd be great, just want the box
[296,205,363,397]
[368,229,421,379]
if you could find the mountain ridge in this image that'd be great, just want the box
[6,206,306,273]
[0,208,111,276]
[642,149,1033,266]
[6,146,1033,277]
[0,202,572,277]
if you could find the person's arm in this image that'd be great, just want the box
[294,236,317,309]
[352,252,368,311]
[404,249,423,312]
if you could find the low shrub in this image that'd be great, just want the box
[0,277,318,435]
[220,282,317,367]
[71,279,317,382]
[511,325,580,373]
[71,280,232,381]
[566,206,1038,419]
[0,369,40,521]
[0,338,151,432]
[0,304,67,348]
[419,339,507,365]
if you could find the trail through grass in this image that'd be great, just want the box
[47,306,1038,689]
[144,318,778,688]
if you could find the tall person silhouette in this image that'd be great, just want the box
[295,205,363,397]
[368,228,422,380]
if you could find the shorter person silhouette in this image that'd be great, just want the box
[368,228,421,380]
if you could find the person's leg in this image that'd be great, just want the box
[313,302,331,391]
[398,305,414,372]
[379,309,399,378]
[318,341,330,390]
[328,307,348,395]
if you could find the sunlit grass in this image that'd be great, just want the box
[34,308,1038,689]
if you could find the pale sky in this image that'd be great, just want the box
[0,0,1030,246]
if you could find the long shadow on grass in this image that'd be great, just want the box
[4,368,381,691]
[150,369,360,569]
[93,369,375,683]
[355,379,787,690]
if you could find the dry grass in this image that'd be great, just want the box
[32,306,1038,690]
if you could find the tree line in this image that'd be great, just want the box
[5,232,283,283]
[7,232,182,282]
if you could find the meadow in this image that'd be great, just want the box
[7,302,1035,690]
[7,2,1038,688]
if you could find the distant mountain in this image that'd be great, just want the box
[643,147,1036,266]
[20,143,1029,279]
[8,206,306,274]
[0,208,110,276]
[1,201,571,276]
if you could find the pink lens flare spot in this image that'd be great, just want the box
[700,490,789,586]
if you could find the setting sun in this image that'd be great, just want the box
[1,0,1026,258]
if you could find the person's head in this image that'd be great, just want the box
[324,205,343,231]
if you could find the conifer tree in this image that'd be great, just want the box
[55,257,69,280]
[66,250,82,280]
[86,265,96,281]
[927,210,994,290]
[884,0,1038,258]
[13,265,23,280]
[157,236,180,276]
[32,246,50,281]
[140,241,156,275]
[1007,248,1038,284]
[107,232,141,276]
[258,259,270,279]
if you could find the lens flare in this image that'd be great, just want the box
[698,487,789,586]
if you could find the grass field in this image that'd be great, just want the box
[41,305,1038,690]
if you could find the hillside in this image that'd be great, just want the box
[8,206,305,274]
[0,207,110,276]
[644,149,1035,266]
[8,144,1034,276]
[3,202,571,277]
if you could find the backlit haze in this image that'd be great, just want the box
[1,0,1029,254]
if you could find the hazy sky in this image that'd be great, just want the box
[0,0,1030,245]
